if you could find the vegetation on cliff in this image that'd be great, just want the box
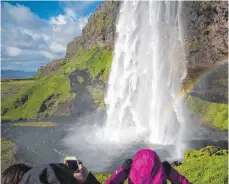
[1,74,72,120]
[66,1,119,58]
[1,48,112,121]
[175,146,228,184]
[186,96,228,131]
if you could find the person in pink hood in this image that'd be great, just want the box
[106,149,191,184]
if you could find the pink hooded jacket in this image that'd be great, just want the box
[106,149,191,184]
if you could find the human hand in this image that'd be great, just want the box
[73,164,90,184]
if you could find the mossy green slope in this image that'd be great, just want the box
[58,48,112,83]
[2,74,71,120]
[176,146,228,184]
[186,96,228,130]
[1,80,35,102]
[2,48,112,121]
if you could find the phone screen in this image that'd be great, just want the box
[66,160,79,172]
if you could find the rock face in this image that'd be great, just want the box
[37,58,64,77]
[41,1,228,83]
[65,1,120,58]
[181,1,228,79]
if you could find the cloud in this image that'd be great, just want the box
[79,16,90,30]
[50,14,67,25]
[40,50,55,59]
[49,42,66,53]
[61,1,102,16]
[6,47,21,57]
[1,2,93,71]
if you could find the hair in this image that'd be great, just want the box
[1,163,32,184]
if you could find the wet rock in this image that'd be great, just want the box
[39,94,60,113]
[181,1,228,78]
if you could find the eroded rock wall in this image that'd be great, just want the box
[181,1,228,78]
[65,1,120,58]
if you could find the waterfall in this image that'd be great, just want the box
[105,1,187,145]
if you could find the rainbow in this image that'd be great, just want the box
[147,59,228,147]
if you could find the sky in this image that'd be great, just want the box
[1,1,103,72]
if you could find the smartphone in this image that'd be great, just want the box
[65,156,80,172]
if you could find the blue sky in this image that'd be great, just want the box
[1,1,103,71]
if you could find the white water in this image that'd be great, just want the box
[105,1,187,146]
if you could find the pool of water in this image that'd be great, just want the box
[2,114,227,173]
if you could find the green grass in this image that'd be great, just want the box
[95,173,128,184]
[77,76,85,84]
[1,80,35,102]
[175,146,228,184]
[12,121,56,127]
[95,173,112,183]
[2,48,112,120]
[58,47,112,83]
[2,74,72,120]
[186,96,228,130]
[1,138,17,172]
[95,146,228,184]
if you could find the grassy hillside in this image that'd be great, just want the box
[186,96,228,130]
[1,74,72,121]
[175,146,228,184]
[1,80,35,102]
[95,146,228,184]
[1,48,112,121]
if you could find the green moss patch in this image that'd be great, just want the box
[12,121,56,127]
[175,146,228,184]
[186,96,228,130]
[77,76,85,84]
[95,173,112,183]
[1,138,17,172]
[59,48,112,83]
[95,173,128,184]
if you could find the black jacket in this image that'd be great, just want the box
[19,163,100,184]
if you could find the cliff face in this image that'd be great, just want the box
[182,1,228,78]
[65,1,120,58]
[67,1,227,81]
[37,58,64,77]
[40,1,228,83]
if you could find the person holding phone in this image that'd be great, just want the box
[18,157,100,184]
[64,156,100,184]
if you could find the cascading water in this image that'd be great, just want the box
[105,1,187,145]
